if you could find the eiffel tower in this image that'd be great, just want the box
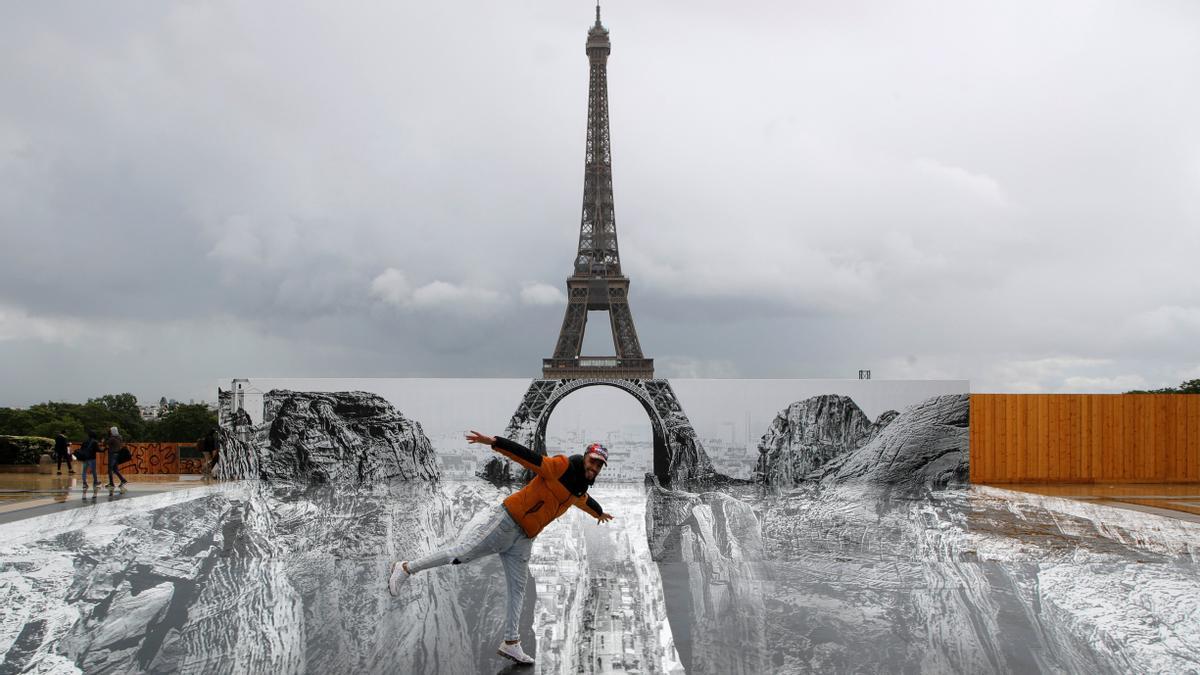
[495,6,716,485]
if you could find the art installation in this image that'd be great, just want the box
[3,382,1200,672]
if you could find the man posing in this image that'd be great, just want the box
[387,430,614,665]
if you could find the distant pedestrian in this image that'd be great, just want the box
[54,431,74,475]
[78,430,101,490]
[210,431,221,476]
[200,429,217,480]
[105,426,129,491]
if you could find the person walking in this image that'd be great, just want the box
[200,429,217,480]
[54,431,74,475]
[105,426,129,491]
[78,430,101,491]
[387,431,614,665]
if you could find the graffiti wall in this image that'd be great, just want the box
[68,442,204,475]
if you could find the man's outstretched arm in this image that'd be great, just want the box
[465,430,545,475]
[574,495,614,523]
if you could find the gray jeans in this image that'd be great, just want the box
[407,503,534,642]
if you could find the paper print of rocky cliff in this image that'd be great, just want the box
[5,378,1200,673]
[645,386,1200,673]
[213,377,970,487]
[753,392,969,491]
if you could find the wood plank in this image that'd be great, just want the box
[1166,395,1177,481]
[1027,391,1036,480]
[1156,395,1168,481]
[1080,393,1089,478]
[1002,395,1013,482]
[1069,395,1081,481]
[1132,393,1142,478]
[1020,395,1032,481]
[1132,396,1144,481]
[1057,395,1066,481]
[1051,393,1060,478]
[1032,391,1041,480]
[1075,393,1084,478]
[1180,395,1189,481]
[1109,395,1121,481]
[972,393,1200,485]
[1190,396,1200,481]
[984,391,993,480]
[1011,395,1022,481]
[1176,396,1188,482]
[996,395,1004,481]
[1083,395,1094,479]
[1121,395,1131,480]
[1041,393,1051,478]
[1160,396,1170,481]
[1154,394,1164,480]
[1042,395,1053,481]
[1051,394,1060,480]
[1147,395,1155,480]
[1037,395,1049,480]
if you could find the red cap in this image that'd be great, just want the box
[584,443,608,465]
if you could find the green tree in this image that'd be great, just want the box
[0,408,33,436]
[1126,378,1200,394]
[85,393,144,440]
[30,416,86,440]
[0,395,153,441]
[146,404,217,442]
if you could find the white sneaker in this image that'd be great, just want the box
[496,641,534,665]
[387,560,411,596]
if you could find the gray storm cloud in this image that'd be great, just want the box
[1,0,1198,405]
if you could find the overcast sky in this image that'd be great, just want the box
[2,1,1198,406]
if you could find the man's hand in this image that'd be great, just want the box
[597,513,614,525]
[465,430,495,446]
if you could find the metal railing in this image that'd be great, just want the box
[542,357,654,378]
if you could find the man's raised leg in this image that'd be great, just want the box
[391,504,510,595]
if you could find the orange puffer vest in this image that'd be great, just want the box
[503,455,590,538]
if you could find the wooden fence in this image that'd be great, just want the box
[970,394,1200,483]
[68,442,205,475]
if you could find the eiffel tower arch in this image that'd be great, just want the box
[491,7,717,486]
[499,378,715,485]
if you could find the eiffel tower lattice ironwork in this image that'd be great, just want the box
[490,7,717,486]
[543,4,650,381]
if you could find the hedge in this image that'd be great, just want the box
[0,435,54,465]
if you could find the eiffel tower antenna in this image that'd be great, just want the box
[543,4,653,380]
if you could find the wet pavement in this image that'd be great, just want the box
[0,473,205,525]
